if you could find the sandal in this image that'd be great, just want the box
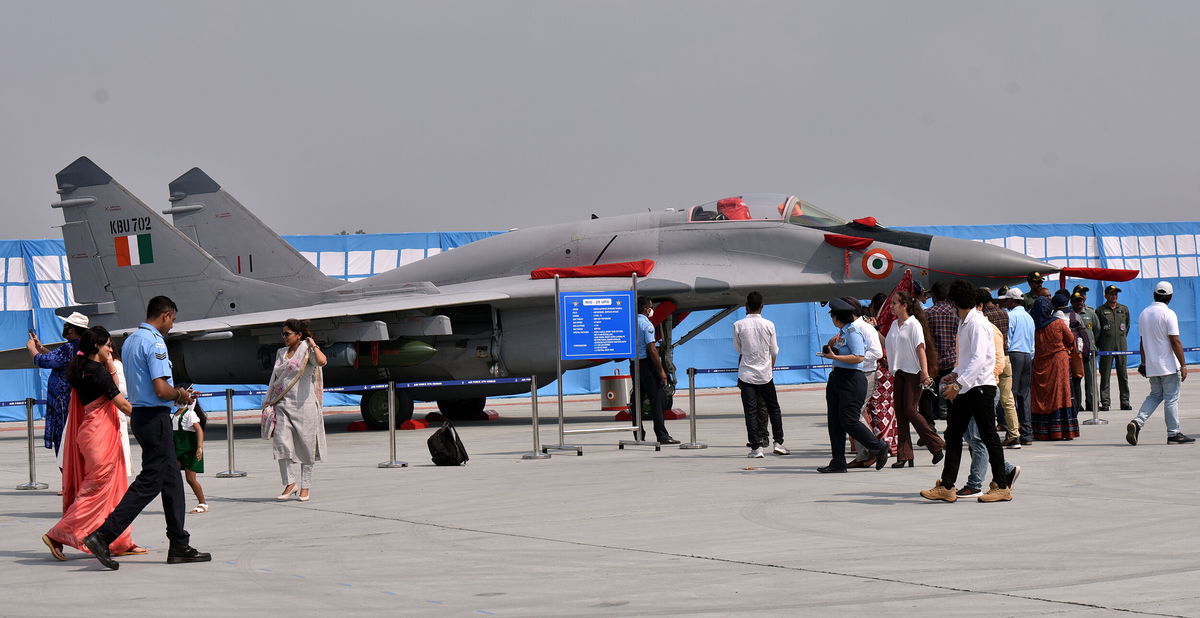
[189,503,209,514]
[114,545,149,556]
[42,534,66,561]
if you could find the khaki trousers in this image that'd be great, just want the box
[996,355,1020,441]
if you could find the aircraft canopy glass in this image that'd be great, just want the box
[688,193,846,228]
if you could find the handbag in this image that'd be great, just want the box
[1070,350,1084,379]
[427,421,469,466]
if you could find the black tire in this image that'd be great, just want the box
[436,397,487,420]
[359,389,414,429]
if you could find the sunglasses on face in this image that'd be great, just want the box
[282,331,297,338]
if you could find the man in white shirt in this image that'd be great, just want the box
[733,292,786,458]
[847,297,885,468]
[921,280,1012,503]
[1126,281,1193,445]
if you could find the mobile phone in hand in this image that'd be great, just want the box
[821,344,832,355]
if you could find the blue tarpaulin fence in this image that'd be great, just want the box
[4,221,1198,420]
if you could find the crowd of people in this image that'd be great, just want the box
[32,296,328,570]
[729,271,1192,503]
[24,273,1191,567]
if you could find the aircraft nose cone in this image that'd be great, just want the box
[927,236,1057,287]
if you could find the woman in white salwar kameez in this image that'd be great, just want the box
[263,319,327,502]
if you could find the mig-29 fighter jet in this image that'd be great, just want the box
[5,157,1059,427]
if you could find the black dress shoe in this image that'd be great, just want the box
[82,531,119,570]
[873,446,890,470]
[817,465,848,473]
[167,545,212,564]
[659,437,680,445]
[932,450,945,465]
[1120,404,1133,411]
[890,459,914,468]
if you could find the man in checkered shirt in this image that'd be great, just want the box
[925,282,959,425]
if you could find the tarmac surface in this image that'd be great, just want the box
[2,373,1199,617]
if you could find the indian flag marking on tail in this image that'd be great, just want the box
[114,234,154,266]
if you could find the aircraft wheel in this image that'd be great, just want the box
[360,388,414,429]
[436,397,487,420]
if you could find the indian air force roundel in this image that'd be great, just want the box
[861,248,893,279]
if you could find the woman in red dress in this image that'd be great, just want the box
[1030,297,1080,440]
[42,326,143,560]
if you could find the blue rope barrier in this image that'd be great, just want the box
[1,377,534,408]
[693,364,832,375]
[1096,347,1200,357]
[0,400,45,407]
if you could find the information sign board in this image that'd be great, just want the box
[559,291,635,360]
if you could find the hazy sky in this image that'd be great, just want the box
[2,1,1198,239]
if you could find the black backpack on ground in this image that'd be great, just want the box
[427,420,469,466]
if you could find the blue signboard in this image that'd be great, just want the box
[559,291,635,359]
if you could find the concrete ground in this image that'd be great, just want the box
[2,373,1198,617]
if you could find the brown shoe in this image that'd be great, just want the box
[847,457,875,469]
[978,482,1012,503]
[920,480,957,502]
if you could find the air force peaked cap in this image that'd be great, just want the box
[828,297,857,312]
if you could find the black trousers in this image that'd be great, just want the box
[940,385,1007,490]
[629,359,668,441]
[97,406,190,547]
[826,368,884,467]
[739,379,783,449]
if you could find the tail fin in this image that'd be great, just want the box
[54,157,315,330]
[164,168,340,292]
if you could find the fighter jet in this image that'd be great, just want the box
[7,156,1060,427]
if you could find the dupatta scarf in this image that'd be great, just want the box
[261,341,323,439]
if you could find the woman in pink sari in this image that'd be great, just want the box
[42,326,142,560]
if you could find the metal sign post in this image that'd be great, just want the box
[16,398,48,490]
[544,275,642,455]
[377,381,408,468]
[522,375,550,459]
[216,388,247,478]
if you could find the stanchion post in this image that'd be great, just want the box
[680,368,706,449]
[16,398,48,490]
[216,388,247,478]
[1082,354,1107,425]
[522,375,551,459]
[378,381,408,468]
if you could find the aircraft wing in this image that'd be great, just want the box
[159,289,513,338]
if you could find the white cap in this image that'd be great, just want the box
[1003,288,1024,300]
[1155,281,1173,295]
[58,311,89,329]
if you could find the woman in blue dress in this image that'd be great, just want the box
[26,313,89,454]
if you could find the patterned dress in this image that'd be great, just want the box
[864,358,898,455]
[34,339,80,453]
[1032,318,1080,440]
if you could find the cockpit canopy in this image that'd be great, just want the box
[688,193,846,228]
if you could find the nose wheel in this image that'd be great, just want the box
[359,388,414,429]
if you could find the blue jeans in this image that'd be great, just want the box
[966,417,1017,491]
[1133,373,1182,435]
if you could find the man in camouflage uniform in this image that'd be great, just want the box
[1096,285,1132,411]
[1071,286,1100,411]
[1021,272,1046,312]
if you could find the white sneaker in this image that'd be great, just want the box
[747,447,765,458]
[772,443,790,455]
